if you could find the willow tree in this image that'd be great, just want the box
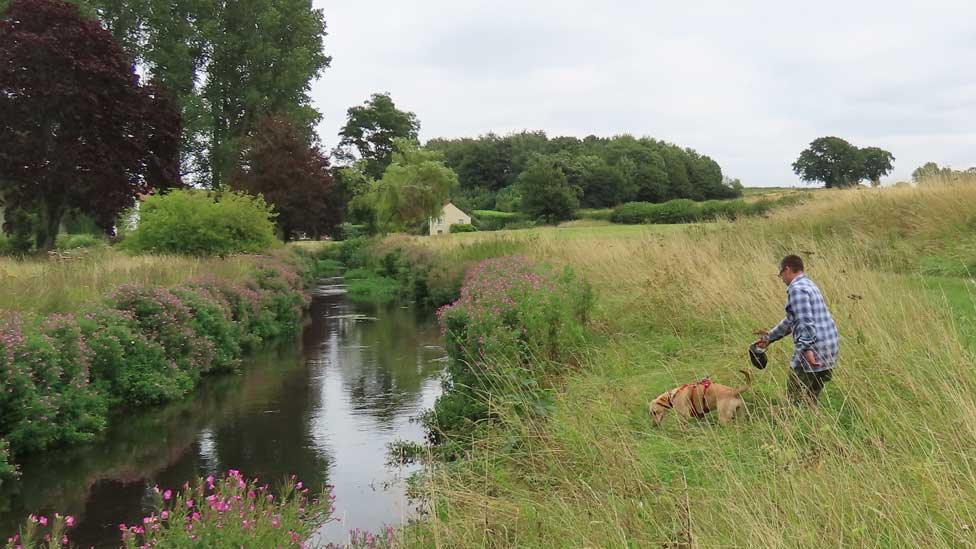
[368,139,457,233]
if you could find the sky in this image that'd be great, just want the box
[310,1,976,187]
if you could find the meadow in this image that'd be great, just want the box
[404,180,976,547]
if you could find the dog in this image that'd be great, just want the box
[649,370,752,425]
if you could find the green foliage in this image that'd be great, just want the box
[0,438,14,482]
[793,137,896,188]
[367,139,458,233]
[493,185,522,212]
[79,307,193,406]
[912,162,976,184]
[449,223,477,233]
[428,132,738,213]
[0,256,310,466]
[121,189,278,256]
[860,147,896,187]
[344,273,400,304]
[91,0,331,187]
[428,257,593,452]
[116,472,331,548]
[55,233,104,250]
[337,92,420,179]
[0,314,107,454]
[576,208,614,221]
[517,157,580,223]
[472,210,526,231]
[611,195,805,225]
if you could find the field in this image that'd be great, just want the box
[409,182,976,547]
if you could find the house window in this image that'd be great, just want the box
[437,229,443,234]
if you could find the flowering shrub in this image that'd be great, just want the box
[119,471,333,548]
[108,286,216,378]
[427,256,593,447]
[4,512,74,548]
[79,308,193,405]
[325,526,399,548]
[0,314,106,454]
[0,257,310,469]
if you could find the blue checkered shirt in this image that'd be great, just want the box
[766,274,839,373]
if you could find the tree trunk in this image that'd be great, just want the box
[36,197,65,254]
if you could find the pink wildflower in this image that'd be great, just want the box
[65,516,75,527]
[38,516,48,526]
[163,489,172,501]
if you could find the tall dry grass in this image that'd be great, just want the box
[409,181,976,547]
[0,250,254,314]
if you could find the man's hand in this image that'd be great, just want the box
[753,329,769,348]
[803,349,821,368]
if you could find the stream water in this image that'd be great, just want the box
[0,279,447,547]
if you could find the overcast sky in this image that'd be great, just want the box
[310,1,975,187]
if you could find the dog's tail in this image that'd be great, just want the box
[735,369,752,395]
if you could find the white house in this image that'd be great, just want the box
[429,202,471,235]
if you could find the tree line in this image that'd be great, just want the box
[0,0,335,251]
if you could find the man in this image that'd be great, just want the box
[755,255,839,404]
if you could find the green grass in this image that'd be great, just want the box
[405,181,976,548]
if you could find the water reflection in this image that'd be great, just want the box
[0,287,445,547]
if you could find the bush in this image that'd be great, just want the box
[116,471,332,548]
[428,257,593,448]
[7,471,333,548]
[79,308,193,406]
[56,233,104,251]
[0,314,108,454]
[449,223,478,233]
[121,189,278,256]
[576,208,614,221]
[472,210,526,231]
[108,286,216,378]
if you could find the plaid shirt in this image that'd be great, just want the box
[767,274,840,373]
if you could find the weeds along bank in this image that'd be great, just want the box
[384,183,976,547]
[0,249,315,483]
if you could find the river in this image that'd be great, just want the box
[0,279,447,547]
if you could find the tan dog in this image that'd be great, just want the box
[649,370,752,425]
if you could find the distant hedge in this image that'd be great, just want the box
[472,210,528,231]
[610,195,805,225]
[449,223,478,233]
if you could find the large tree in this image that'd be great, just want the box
[517,156,580,223]
[336,93,420,180]
[859,147,895,187]
[0,0,181,252]
[792,137,865,188]
[359,139,456,233]
[91,0,331,187]
[232,115,340,240]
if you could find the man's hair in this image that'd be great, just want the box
[780,254,804,272]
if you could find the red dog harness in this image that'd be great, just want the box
[666,379,713,418]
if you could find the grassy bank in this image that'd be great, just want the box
[397,182,976,547]
[0,248,313,483]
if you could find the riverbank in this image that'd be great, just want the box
[0,249,314,482]
[359,183,976,547]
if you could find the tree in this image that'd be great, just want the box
[792,137,864,188]
[0,0,181,252]
[91,0,331,187]
[367,139,457,233]
[232,115,340,240]
[517,156,579,223]
[859,147,895,187]
[336,93,420,180]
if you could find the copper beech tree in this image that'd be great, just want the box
[232,115,340,241]
[0,0,181,252]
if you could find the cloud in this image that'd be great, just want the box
[312,0,976,185]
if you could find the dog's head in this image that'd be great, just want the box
[649,391,675,425]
